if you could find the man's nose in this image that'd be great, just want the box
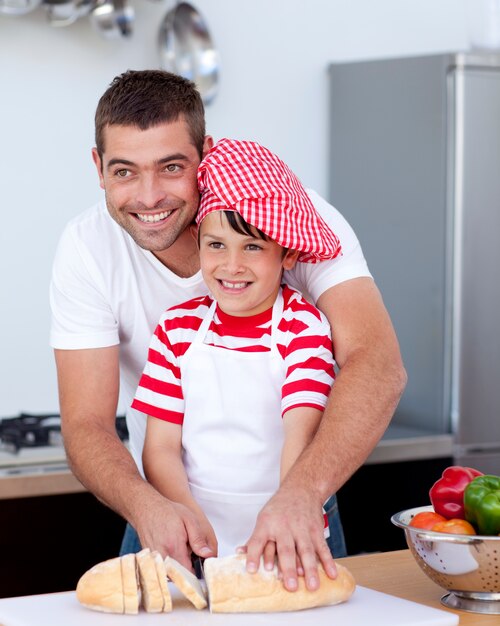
[136,174,166,208]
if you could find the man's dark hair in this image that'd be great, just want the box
[95,70,206,159]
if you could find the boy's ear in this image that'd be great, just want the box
[189,223,199,245]
[282,249,300,270]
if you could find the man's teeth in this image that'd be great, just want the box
[221,281,248,289]
[136,210,171,223]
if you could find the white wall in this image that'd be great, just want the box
[0,0,470,415]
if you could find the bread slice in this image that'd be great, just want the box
[203,554,356,613]
[152,550,172,612]
[136,548,163,613]
[164,556,207,610]
[76,556,124,613]
[121,553,140,614]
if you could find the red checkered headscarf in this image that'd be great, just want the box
[196,138,341,263]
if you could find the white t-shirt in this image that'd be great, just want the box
[49,189,371,473]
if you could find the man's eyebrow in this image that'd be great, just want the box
[106,153,189,169]
[107,158,134,168]
[157,153,189,164]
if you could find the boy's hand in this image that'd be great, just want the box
[241,485,337,591]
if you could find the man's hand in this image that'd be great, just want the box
[242,484,337,592]
[136,497,216,571]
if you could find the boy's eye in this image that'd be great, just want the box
[246,244,263,251]
[208,241,224,249]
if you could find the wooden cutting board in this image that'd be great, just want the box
[0,584,458,626]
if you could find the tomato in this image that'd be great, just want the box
[409,511,447,530]
[431,519,476,535]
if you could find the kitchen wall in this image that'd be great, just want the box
[0,0,470,416]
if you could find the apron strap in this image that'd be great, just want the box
[193,300,217,345]
[270,288,284,352]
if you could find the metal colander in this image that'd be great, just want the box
[391,505,500,614]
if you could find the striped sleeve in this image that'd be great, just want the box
[131,296,209,424]
[278,287,335,416]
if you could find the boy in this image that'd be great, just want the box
[132,139,342,557]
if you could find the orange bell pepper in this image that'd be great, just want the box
[431,518,476,535]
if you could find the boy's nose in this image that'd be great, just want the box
[223,251,245,274]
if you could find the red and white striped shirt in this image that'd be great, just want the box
[132,285,335,424]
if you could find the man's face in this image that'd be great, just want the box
[93,118,210,254]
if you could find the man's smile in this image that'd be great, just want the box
[135,210,173,223]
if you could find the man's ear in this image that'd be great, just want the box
[91,147,105,190]
[202,135,214,158]
[282,249,300,270]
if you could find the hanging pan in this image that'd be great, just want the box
[158,1,219,105]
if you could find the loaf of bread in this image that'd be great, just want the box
[76,548,171,614]
[77,552,355,615]
[203,554,356,613]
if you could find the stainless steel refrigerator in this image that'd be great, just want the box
[328,52,500,474]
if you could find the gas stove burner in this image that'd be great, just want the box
[0,413,128,453]
[0,413,60,453]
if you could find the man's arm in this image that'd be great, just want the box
[244,277,407,590]
[55,346,214,567]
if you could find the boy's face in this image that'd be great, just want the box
[198,212,299,317]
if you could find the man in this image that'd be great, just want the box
[50,70,406,593]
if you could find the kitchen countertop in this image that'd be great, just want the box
[337,549,498,625]
[366,424,453,464]
[0,422,454,499]
[0,466,84,499]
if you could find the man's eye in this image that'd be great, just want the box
[115,169,129,178]
[165,164,181,173]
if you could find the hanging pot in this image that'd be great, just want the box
[158,2,219,105]
[0,0,42,15]
[42,0,95,27]
[90,0,133,38]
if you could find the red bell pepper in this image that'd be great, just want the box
[429,466,483,519]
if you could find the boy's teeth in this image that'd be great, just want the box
[136,210,171,223]
[221,281,247,289]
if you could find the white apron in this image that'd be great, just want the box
[180,292,286,556]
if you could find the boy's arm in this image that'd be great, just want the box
[143,416,218,555]
[280,406,322,481]
[257,406,324,572]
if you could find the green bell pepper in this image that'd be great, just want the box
[464,475,500,535]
